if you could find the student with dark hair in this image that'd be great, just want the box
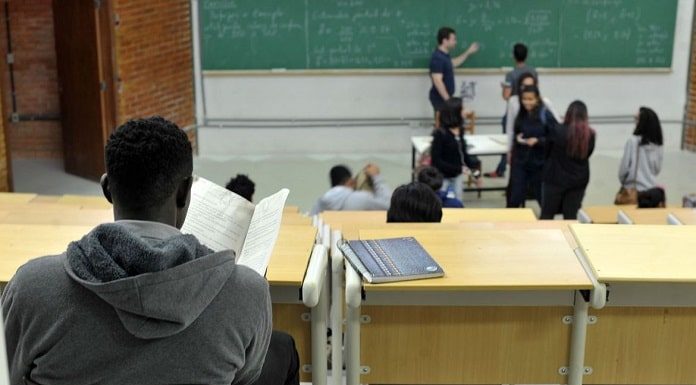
[431,97,481,203]
[1,116,299,385]
[311,163,392,214]
[226,174,256,202]
[540,101,596,219]
[429,26,479,127]
[507,85,557,208]
[618,107,664,198]
[387,182,443,223]
[417,166,464,208]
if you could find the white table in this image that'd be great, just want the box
[411,134,509,193]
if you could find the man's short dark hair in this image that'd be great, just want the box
[437,27,456,45]
[330,165,352,187]
[387,182,443,223]
[513,43,528,62]
[417,167,444,192]
[226,174,256,202]
[105,116,192,209]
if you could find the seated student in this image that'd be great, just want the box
[311,163,391,214]
[227,173,256,202]
[1,117,298,385]
[417,166,464,208]
[387,182,443,223]
[616,107,664,205]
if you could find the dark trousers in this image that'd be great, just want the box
[495,114,508,175]
[253,331,300,385]
[540,183,586,220]
[507,160,542,208]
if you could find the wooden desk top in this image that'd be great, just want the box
[441,208,537,223]
[0,224,94,283]
[281,213,312,226]
[0,193,37,204]
[0,207,112,227]
[265,225,318,286]
[55,195,112,209]
[671,209,696,225]
[571,224,696,283]
[358,228,592,292]
[465,220,578,248]
[619,208,672,225]
[342,223,461,240]
[582,206,631,224]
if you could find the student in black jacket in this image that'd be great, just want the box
[430,97,480,202]
[507,85,557,208]
[540,100,596,219]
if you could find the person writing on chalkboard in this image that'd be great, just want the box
[485,43,538,178]
[429,27,479,128]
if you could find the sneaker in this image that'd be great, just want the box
[484,171,504,178]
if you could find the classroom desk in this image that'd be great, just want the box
[617,207,676,224]
[344,228,593,385]
[462,220,578,248]
[578,205,632,224]
[411,134,508,194]
[55,195,112,209]
[321,208,537,239]
[0,207,112,227]
[668,208,696,225]
[0,193,37,204]
[571,224,696,384]
[265,225,319,383]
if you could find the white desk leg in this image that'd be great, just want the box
[568,290,590,385]
[303,245,329,385]
[577,209,592,224]
[330,230,344,385]
[345,265,362,385]
[617,210,632,225]
[667,213,683,225]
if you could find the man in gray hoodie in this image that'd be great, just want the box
[1,117,290,385]
[310,164,392,215]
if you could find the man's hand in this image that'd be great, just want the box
[466,42,480,56]
[526,137,539,147]
[364,164,380,177]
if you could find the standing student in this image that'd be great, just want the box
[431,97,481,203]
[417,166,464,208]
[617,107,664,202]
[311,164,391,214]
[507,85,557,208]
[429,26,479,127]
[540,101,596,219]
[486,43,538,178]
[1,117,299,385]
[387,182,443,223]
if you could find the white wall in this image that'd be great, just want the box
[199,0,693,156]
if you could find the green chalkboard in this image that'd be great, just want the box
[200,0,678,70]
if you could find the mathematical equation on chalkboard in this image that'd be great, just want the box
[200,0,677,69]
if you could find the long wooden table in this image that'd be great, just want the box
[344,227,593,384]
[669,208,696,225]
[578,206,632,224]
[571,224,696,384]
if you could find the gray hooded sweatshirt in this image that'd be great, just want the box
[310,174,391,215]
[2,220,272,385]
[619,135,663,192]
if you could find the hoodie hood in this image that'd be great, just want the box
[64,222,236,339]
[318,186,353,211]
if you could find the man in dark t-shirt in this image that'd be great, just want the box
[429,26,479,127]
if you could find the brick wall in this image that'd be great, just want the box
[112,0,195,129]
[0,0,62,159]
[685,12,696,151]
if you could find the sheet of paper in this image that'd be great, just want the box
[237,188,290,275]
[181,177,254,255]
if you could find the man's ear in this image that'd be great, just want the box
[176,176,194,208]
[100,174,113,204]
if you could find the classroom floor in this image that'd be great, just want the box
[13,145,696,215]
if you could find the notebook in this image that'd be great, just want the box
[339,237,444,283]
